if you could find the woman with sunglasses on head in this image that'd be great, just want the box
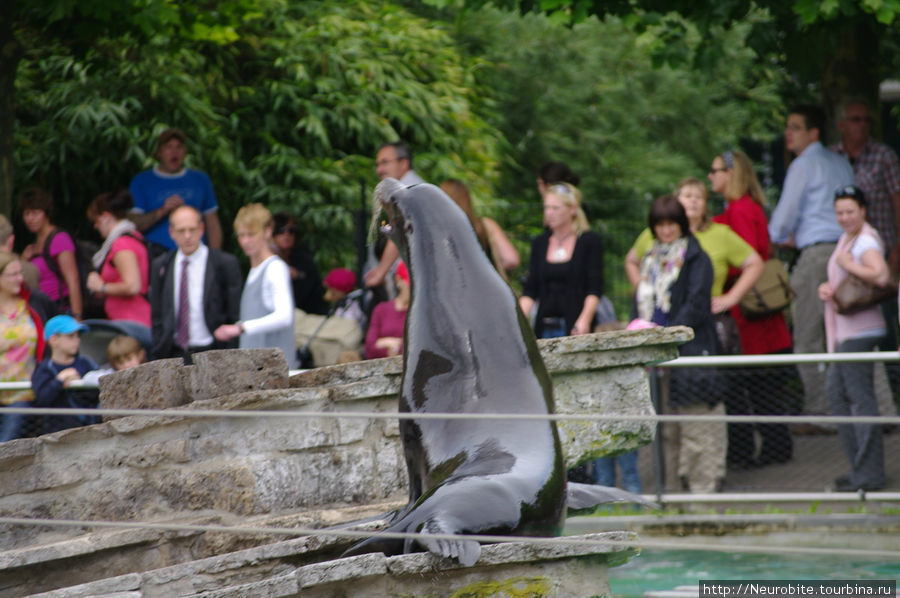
[817,185,890,491]
[271,213,327,316]
[519,182,603,339]
[708,150,795,467]
[84,189,151,327]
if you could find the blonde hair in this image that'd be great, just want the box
[234,203,273,234]
[106,335,145,367]
[722,150,766,206]
[675,176,710,230]
[545,182,590,235]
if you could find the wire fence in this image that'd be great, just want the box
[2,351,900,503]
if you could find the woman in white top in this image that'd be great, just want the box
[817,185,890,491]
[214,204,297,368]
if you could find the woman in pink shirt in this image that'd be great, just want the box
[817,185,889,491]
[19,188,84,319]
[85,190,151,327]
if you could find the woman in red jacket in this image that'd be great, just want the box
[709,149,795,468]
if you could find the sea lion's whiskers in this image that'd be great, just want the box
[369,177,406,242]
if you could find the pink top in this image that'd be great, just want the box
[365,300,406,359]
[30,230,76,302]
[100,234,151,326]
[824,222,887,353]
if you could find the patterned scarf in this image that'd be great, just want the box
[92,219,138,270]
[636,237,688,323]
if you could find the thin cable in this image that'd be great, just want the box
[2,404,898,426]
[1,516,897,561]
[0,350,895,392]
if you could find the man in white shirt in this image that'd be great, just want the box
[769,104,854,419]
[149,205,242,362]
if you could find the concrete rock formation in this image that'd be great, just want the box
[0,327,691,597]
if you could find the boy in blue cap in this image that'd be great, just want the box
[31,315,101,434]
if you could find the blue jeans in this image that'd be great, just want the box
[826,335,885,489]
[593,450,642,493]
[540,317,567,339]
[1,401,35,442]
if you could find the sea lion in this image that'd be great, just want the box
[343,179,566,566]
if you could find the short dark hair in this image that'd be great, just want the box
[648,194,689,238]
[87,189,134,221]
[538,161,580,186]
[156,128,187,152]
[379,141,413,168]
[789,104,826,135]
[273,212,294,231]
[18,187,55,220]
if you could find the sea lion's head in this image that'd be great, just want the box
[374,178,479,274]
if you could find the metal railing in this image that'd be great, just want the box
[3,353,899,505]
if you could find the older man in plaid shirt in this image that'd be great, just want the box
[830,97,900,420]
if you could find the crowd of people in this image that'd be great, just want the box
[2,99,898,496]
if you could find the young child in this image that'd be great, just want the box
[323,267,367,331]
[31,315,101,434]
[82,335,147,384]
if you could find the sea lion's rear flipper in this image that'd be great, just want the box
[566,482,658,512]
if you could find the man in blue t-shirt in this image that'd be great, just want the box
[128,128,223,252]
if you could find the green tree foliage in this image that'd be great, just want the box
[431,0,900,127]
[13,1,502,269]
[449,8,785,309]
[2,0,258,216]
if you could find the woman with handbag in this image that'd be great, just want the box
[708,149,795,467]
[817,185,890,491]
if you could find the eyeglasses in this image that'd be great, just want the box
[709,167,728,174]
[0,269,23,279]
[375,158,400,167]
[834,185,864,201]
[845,116,871,124]
[276,225,298,235]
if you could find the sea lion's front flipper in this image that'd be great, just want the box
[415,519,482,567]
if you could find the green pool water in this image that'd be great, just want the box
[607,533,900,597]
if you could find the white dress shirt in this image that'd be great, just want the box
[173,244,214,347]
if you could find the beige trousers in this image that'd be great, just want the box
[675,401,727,494]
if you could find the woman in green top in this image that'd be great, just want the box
[626,177,763,315]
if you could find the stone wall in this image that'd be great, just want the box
[0,327,690,597]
